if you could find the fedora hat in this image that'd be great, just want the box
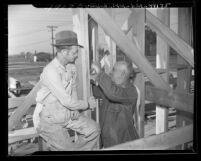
[53,30,83,48]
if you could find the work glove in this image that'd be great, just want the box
[88,96,97,109]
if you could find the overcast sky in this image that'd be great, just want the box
[8,6,178,56]
[8,5,73,55]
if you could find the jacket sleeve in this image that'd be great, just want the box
[41,66,88,110]
[91,83,104,99]
[95,72,137,104]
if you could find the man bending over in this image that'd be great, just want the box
[90,61,139,148]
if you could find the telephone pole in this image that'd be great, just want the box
[47,26,58,58]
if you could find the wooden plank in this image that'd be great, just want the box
[135,68,167,74]
[85,8,171,91]
[9,96,26,109]
[9,81,41,131]
[176,8,193,150]
[145,85,193,113]
[9,127,38,144]
[129,8,145,138]
[12,143,39,156]
[155,8,170,134]
[146,10,194,67]
[104,124,193,150]
[72,9,91,118]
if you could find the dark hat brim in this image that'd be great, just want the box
[53,43,84,48]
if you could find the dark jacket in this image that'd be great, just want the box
[92,72,139,148]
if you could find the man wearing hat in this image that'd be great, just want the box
[33,31,100,150]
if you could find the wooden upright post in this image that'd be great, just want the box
[129,9,146,138]
[155,8,170,134]
[103,9,117,69]
[176,8,193,149]
[72,9,91,118]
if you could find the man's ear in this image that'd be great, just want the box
[62,49,68,57]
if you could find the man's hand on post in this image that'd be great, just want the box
[90,62,101,83]
[88,96,97,109]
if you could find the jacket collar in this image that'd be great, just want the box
[52,57,66,71]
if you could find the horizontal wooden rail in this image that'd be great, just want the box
[9,81,41,131]
[104,124,193,150]
[134,68,167,74]
[9,127,38,144]
[145,10,194,67]
[145,85,194,113]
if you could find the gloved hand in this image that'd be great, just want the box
[88,96,97,109]
[70,110,80,120]
[90,62,101,82]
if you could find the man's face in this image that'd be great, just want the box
[111,64,127,85]
[62,46,79,63]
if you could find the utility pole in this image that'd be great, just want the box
[47,26,58,58]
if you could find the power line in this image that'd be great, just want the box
[9,29,46,38]
[10,39,50,48]
[9,23,69,38]
[47,26,58,58]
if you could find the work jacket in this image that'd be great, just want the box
[92,72,139,148]
[33,58,88,129]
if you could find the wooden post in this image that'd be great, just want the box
[9,81,41,131]
[103,9,117,69]
[128,9,145,138]
[155,8,170,134]
[176,8,193,149]
[72,9,91,118]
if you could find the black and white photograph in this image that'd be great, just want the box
[7,4,195,155]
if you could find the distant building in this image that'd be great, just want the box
[33,55,37,62]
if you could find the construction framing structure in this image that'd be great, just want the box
[8,8,194,153]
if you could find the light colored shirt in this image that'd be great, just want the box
[36,57,88,110]
[33,58,88,128]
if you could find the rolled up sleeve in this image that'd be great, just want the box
[41,66,88,110]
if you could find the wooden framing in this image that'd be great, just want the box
[9,97,26,109]
[146,10,194,67]
[129,9,145,138]
[104,124,193,150]
[9,127,38,144]
[155,8,170,134]
[72,9,91,118]
[86,8,171,91]
[9,81,41,131]
[176,8,193,149]
[145,85,193,113]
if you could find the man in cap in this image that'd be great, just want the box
[33,31,100,151]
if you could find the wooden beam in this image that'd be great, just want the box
[155,8,170,134]
[85,8,171,91]
[72,9,91,118]
[104,124,193,150]
[145,85,194,113]
[130,8,145,138]
[146,10,194,67]
[9,96,26,109]
[9,127,38,144]
[176,8,193,149]
[9,81,41,131]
